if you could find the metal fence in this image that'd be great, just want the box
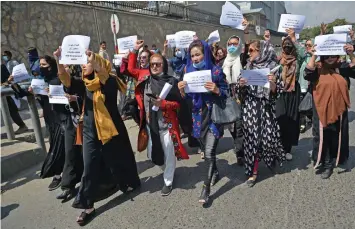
[71,1,220,25]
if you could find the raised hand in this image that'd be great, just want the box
[53,47,62,59]
[285,28,296,42]
[134,40,144,51]
[242,17,249,32]
[264,30,271,41]
[164,40,168,48]
[344,44,354,55]
[320,23,328,35]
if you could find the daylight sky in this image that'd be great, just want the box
[285,1,355,27]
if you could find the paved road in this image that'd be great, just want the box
[2,80,355,229]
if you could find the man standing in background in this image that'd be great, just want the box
[99,41,110,61]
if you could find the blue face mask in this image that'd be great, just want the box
[2,55,8,62]
[193,60,205,69]
[175,51,182,58]
[227,45,239,54]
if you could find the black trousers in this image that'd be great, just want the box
[6,96,25,127]
[199,130,219,186]
[229,119,244,158]
[61,116,83,190]
[322,125,340,169]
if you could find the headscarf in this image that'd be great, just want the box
[246,40,278,70]
[186,40,214,72]
[170,48,187,77]
[28,48,41,77]
[222,35,243,84]
[280,37,297,91]
[215,47,227,67]
[313,60,350,127]
[82,54,120,145]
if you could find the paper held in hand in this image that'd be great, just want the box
[183,70,212,93]
[152,83,173,112]
[49,85,69,104]
[175,31,196,49]
[278,14,306,33]
[333,25,352,34]
[30,79,48,95]
[117,35,138,53]
[12,63,30,83]
[166,34,176,48]
[220,1,244,30]
[314,34,347,56]
[59,35,90,65]
[207,30,220,45]
[241,68,270,87]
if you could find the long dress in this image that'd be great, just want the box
[72,75,140,209]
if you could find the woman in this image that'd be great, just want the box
[276,29,305,161]
[34,55,65,191]
[214,47,227,68]
[298,39,314,133]
[237,39,285,187]
[162,41,187,81]
[58,50,140,225]
[128,40,151,79]
[178,40,228,204]
[223,35,243,84]
[305,44,354,179]
[135,53,189,196]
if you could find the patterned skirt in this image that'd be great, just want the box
[242,96,286,176]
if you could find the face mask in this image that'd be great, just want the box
[175,51,182,58]
[227,45,239,54]
[2,56,8,62]
[193,60,205,69]
[40,66,51,77]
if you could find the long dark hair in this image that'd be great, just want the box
[39,55,58,73]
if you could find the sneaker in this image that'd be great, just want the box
[286,153,293,161]
[14,125,28,135]
[161,185,172,196]
[48,177,62,191]
[300,125,306,133]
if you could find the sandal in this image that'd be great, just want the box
[246,173,257,188]
[77,209,96,226]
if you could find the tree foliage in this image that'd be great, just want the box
[299,18,354,40]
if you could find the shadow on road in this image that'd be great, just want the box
[348,111,355,123]
[1,203,19,219]
[1,165,41,194]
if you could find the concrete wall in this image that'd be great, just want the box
[1,1,283,67]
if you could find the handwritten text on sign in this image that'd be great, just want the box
[183,70,212,93]
[278,14,306,33]
[31,79,48,95]
[241,68,270,87]
[59,35,90,65]
[49,85,69,104]
[315,34,347,56]
[117,35,137,53]
[175,31,196,49]
[220,1,244,30]
[12,63,30,83]
[166,34,176,48]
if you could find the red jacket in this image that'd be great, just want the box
[128,52,188,160]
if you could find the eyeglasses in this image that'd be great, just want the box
[324,55,338,60]
[150,62,162,67]
[228,42,239,46]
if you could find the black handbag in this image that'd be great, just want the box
[212,95,241,125]
[299,92,312,114]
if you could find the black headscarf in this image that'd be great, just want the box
[147,54,181,166]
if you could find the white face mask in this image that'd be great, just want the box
[175,51,182,58]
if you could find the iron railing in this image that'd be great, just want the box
[71,1,220,25]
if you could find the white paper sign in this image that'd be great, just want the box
[207,30,220,45]
[220,1,244,30]
[183,70,212,93]
[30,79,48,95]
[166,34,176,48]
[49,85,68,104]
[12,63,30,83]
[333,25,352,34]
[152,83,173,111]
[112,54,126,66]
[296,33,300,40]
[117,35,137,53]
[278,14,306,33]
[314,34,347,56]
[59,35,90,65]
[175,31,196,49]
[241,68,270,86]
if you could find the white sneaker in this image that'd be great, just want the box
[286,153,293,161]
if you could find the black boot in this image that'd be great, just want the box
[210,170,220,186]
[198,185,210,204]
[321,168,333,179]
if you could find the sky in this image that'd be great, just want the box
[285,1,355,27]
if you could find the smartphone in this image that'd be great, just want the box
[146,93,158,99]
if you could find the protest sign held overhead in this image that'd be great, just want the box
[59,35,90,65]
[333,25,353,34]
[220,1,244,30]
[117,35,138,53]
[175,31,196,49]
[166,34,176,48]
[207,30,220,45]
[314,34,347,56]
[278,14,306,33]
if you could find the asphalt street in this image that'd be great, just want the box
[1,80,355,229]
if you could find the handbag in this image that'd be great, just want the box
[211,95,241,125]
[299,92,312,114]
[137,126,148,152]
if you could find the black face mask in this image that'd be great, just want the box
[40,66,51,77]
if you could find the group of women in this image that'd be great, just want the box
[26,19,354,225]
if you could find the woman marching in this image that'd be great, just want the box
[305,43,354,179]
[236,37,285,187]
[178,40,228,204]
[55,48,140,225]
[133,50,189,196]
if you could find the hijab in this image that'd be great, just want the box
[186,40,214,72]
[222,35,243,84]
[28,47,41,76]
[170,48,187,77]
[280,37,297,91]
[247,40,278,70]
[313,59,350,126]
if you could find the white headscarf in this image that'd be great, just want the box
[222,35,243,84]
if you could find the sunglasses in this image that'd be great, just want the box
[248,48,258,53]
[324,55,338,60]
[305,44,312,47]
[150,62,162,67]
